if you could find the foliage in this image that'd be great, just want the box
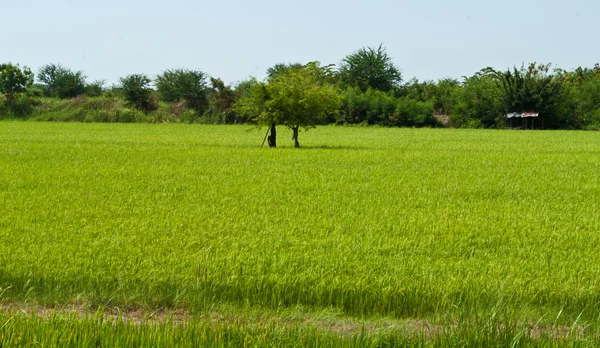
[84,80,105,97]
[485,63,565,128]
[266,62,304,81]
[451,71,504,128]
[340,87,437,126]
[338,44,401,92]
[119,74,157,113]
[340,87,397,124]
[557,64,600,129]
[0,94,36,119]
[37,63,86,99]
[232,79,268,123]
[0,63,34,101]
[400,78,461,116]
[237,62,341,147]
[3,58,600,129]
[155,69,208,112]
[206,77,238,124]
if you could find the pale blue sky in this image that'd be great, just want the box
[3,0,599,86]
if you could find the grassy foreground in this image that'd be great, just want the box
[1,122,599,345]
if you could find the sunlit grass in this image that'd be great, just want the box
[1,122,599,344]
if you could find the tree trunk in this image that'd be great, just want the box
[267,123,277,147]
[292,126,300,148]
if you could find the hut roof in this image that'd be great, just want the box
[505,112,539,118]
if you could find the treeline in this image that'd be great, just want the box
[1,45,599,130]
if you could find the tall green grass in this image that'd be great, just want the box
[1,123,599,342]
[2,312,597,347]
[0,96,197,123]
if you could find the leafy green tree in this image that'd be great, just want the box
[229,78,259,124]
[338,44,401,92]
[451,70,503,128]
[266,62,341,147]
[155,69,208,111]
[119,74,157,113]
[37,63,86,98]
[235,62,341,148]
[556,64,600,129]
[234,80,276,145]
[0,63,34,101]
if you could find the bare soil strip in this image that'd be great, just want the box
[0,302,585,339]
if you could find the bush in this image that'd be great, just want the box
[450,73,503,128]
[0,94,35,119]
[340,87,436,127]
[119,74,158,113]
[392,98,437,127]
[84,80,105,97]
[180,109,199,124]
[155,69,208,111]
[38,63,86,99]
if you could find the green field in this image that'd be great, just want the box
[1,122,599,346]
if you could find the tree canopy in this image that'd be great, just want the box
[119,74,157,113]
[37,63,86,99]
[478,64,564,128]
[0,63,34,101]
[2,52,600,131]
[155,69,208,111]
[236,62,341,147]
[338,44,401,92]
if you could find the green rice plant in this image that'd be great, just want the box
[0,123,599,343]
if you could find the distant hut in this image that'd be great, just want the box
[505,112,542,129]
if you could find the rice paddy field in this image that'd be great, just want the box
[1,122,599,346]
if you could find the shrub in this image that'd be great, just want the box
[84,80,105,97]
[119,74,158,113]
[38,63,86,99]
[0,94,35,119]
[155,69,208,112]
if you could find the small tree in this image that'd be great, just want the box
[155,69,208,112]
[119,74,157,113]
[243,62,341,148]
[0,63,34,101]
[38,63,86,98]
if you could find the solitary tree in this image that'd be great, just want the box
[338,44,402,92]
[37,63,86,98]
[0,63,34,101]
[237,62,341,148]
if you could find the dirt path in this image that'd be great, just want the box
[0,302,586,339]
